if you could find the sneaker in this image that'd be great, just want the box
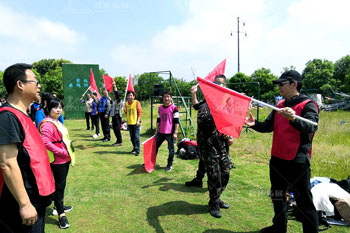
[165,165,172,172]
[112,143,122,147]
[58,216,70,229]
[129,149,136,154]
[102,138,110,142]
[209,204,221,218]
[92,134,98,138]
[135,152,139,156]
[185,178,203,188]
[218,200,229,209]
[52,206,73,216]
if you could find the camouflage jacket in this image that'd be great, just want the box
[194,100,227,154]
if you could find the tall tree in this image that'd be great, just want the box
[334,55,350,93]
[134,73,163,100]
[227,72,251,94]
[302,59,335,93]
[249,68,278,102]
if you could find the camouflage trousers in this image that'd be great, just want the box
[198,148,232,206]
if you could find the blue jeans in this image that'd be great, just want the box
[156,133,175,166]
[128,125,140,153]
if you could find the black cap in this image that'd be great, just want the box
[273,70,302,84]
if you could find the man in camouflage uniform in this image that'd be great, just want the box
[190,74,232,218]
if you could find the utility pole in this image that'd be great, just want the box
[235,17,246,73]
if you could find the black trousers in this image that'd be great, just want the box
[99,112,110,140]
[112,115,122,143]
[51,162,70,216]
[84,112,93,130]
[91,114,99,135]
[269,156,319,233]
[0,206,46,233]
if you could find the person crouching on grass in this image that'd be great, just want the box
[39,98,75,229]
[154,91,179,172]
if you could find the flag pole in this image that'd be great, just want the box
[250,97,318,126]
[82,86,91,96]
[196,77,318,127]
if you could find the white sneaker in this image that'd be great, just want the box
[92,134,98,138]
[97,134,100,137]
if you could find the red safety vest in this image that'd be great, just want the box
[0,107,55,197]
[271,99,317,160]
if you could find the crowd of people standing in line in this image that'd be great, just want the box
[0,63,320,233]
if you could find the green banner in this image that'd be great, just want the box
[62,64,100,119]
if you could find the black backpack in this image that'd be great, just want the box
[176,139,198,160]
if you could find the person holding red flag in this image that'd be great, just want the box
[245,70,319,233]
[191,74,232,218]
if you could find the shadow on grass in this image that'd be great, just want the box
[126,164,151,175]
[147,201,207,233]
[203,230,259,233]
[142,177,207,193]
[93,150,132,155]
[44,207,58,227]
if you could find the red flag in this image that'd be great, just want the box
[103,74,114,92]
[197,77,251,139]
[89,69,101,98]
[204,59,226,82]
[143,136,157,173]
[127,74,135,93]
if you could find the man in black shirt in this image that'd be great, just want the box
[245,70,319,233]
[0,63,55,232]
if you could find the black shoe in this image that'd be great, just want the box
[102,138,110,142]
[135,152,139,156]
[209,204,221,218]
[100,137,106,141]
[52,206,73,215]
[129,149,136,154]
[218,200,229,209]
[260,225,286,233]
[185,178,203,188]
[165,165,173,172]
[58,216,70,229]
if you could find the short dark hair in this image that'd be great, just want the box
[214,74,226,81]
[45,97,63,116]
[127,91,135,97]
[3,63,32,94]
[92,92,98,96]
[40,92,52,109]
[162,91,172,97]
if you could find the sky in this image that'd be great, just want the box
[0,0,349,81]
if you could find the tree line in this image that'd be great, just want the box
[0,55,349,103]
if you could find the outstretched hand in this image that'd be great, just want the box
[190,85,198,94]
[245,112,255,127]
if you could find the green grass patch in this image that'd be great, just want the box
[45,106,350,233]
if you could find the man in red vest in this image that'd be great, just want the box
[0,63,55,232]
[245,70,319,233]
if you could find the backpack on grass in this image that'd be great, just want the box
[176,138,198,160]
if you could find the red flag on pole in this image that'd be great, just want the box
[127,74,135,93]
[143,136,157,173]
[204,59,226,82]
[197,77,251,139]
[103,74,114,92]
[89,69,101,98]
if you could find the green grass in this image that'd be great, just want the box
[45,105,350,233]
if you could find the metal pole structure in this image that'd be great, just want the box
[237,17,240,73]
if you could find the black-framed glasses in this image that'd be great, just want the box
[21,79,39,86]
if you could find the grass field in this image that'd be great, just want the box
[45,103,350,233]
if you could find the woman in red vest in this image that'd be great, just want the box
[40,98,74,229]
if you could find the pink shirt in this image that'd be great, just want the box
[158,104,179,134]
[40,117,71,164]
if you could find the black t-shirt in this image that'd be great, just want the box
[0,103,51,211]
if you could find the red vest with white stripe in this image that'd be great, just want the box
[0,107,55,197]
[271,99,316,160]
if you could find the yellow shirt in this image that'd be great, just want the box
[126,100,138,125]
